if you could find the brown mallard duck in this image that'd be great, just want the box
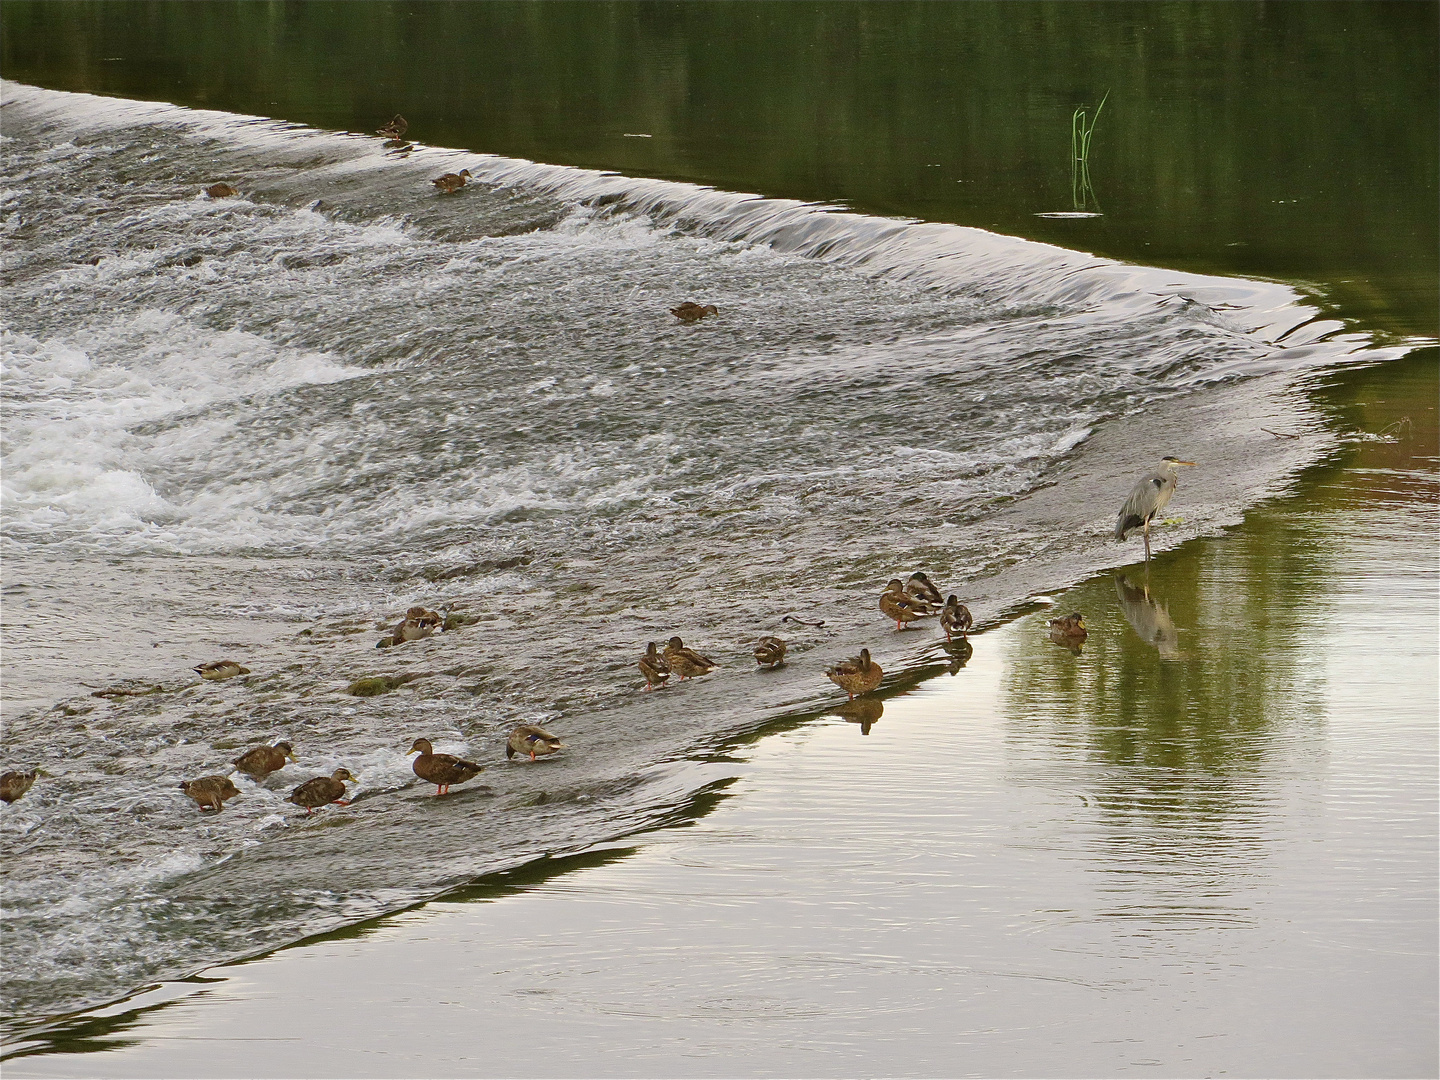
[1,770,37,804]
[392,606,443,644]
[377,114,408,139]
[204,182,238,199]
[287,768,356,813]
[669,302,718,322]
[826,648,883,700]
[407,738,483,795]
[179,775,241,812]
[639,641,671,690]
[194,660,250,681]
[879,579,932,630]
[432,169,473,193]
[940,595,973,641]
[905,572,944,607]
[232,741,297,780]
[1048,612,1087,643]
[664,636,718,680]
[506,725,566,762]
[753,636,787,669]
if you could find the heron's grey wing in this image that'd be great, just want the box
[1115,474,1165,538]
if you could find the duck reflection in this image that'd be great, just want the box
[834,697,883,735]
[944,637,974,674]
[1115,575,1179,659]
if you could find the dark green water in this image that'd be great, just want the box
[4,0,1436,337]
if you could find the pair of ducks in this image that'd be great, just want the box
[880,574,974,641]
[407,727,565,795]
[638,636,719,690]
[180,741,351,815]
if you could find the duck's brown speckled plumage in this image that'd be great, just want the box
[377,114,408,138]
[669,302,718,322]
[506,725,567,762]
[180,775,241,812]
[232,741,297,779]
[879,579,932,630]
[940,596,973,642]
[664,636,717,680]
[287,768,356,813]
[204,182,238,199]
[826,648,883,700]
[1048,612,1087,641]
[1,770,38,804]
[905,572,944,607]
[408,738,483,794]
[432,169,472,193]
[753,636,787,669]
[194,660,250,681]
[639,641,671,690]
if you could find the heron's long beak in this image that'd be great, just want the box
[1176,460,1197,466]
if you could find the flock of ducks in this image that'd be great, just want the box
[25,118,1199,818]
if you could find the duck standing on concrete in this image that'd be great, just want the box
[506,725,567,762]
[407,739,483,795]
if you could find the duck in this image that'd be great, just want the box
[905,572,944,607]
[940,595,973,641]
[204,182,238,199]
[232,741,297,780]
[179,775,241,812]
[1,770,37,805]
[432,169,472,193]
[638,641,671,690]
[826,648,883,700]
[669,302,718,322]
[392,606,443,644]
[1048,612,1088,643]
[879,579,932,630]
[377,114,408,139]
[753,636,787,669]
[287,768,356,813]
[407,738,483,795]
[194,660,250,681]
[506,725,567,762]
[664,636,718,680]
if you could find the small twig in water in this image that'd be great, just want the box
[1262,428,1301,439]
[782,615,826,627]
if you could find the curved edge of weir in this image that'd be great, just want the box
[0,80,1429,1046]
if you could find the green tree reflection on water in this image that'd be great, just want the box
[3,0,1435,337]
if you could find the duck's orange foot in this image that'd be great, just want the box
[530,752,537,761]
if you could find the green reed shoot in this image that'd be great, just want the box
[1071,90,1109,212]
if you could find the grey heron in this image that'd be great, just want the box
[1114,456,1197,561]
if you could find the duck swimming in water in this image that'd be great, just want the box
[826,648,883,700]
[669,302,718,323]
[232,741,297,780]
[506,725,567,762]
[194,660,250,681]
[407,738,483,795]
[287,768,356,813]
[1048,612,1087,646]
[432,169,472,193]
[753,636,787,669]
[180,775,241,812]
[1,770,38,805]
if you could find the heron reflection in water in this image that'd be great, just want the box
[835,697,883,735]
[1115,575,1180,659]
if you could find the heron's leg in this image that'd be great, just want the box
[1143,520,1152,562]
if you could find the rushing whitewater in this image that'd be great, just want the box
[0,82,1401,1026]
